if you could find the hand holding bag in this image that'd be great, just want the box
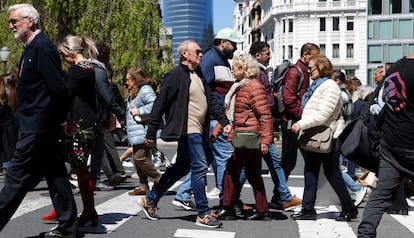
[297,125,333,153]
[231,130,261,150]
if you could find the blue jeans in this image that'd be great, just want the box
[146,134,211,216]
[342,171,362,192]
[210,120,233,198]
[240,142,292,203]
[175,172,192,202]
[175,144,215,202]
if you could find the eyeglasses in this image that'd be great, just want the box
[8,16,28,25]
[308,66,318,72]
[188,49,203,55]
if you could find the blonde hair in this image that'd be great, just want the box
[232,54,258,79]
[59,35,98,59]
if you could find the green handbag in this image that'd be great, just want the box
[232,130,261,150]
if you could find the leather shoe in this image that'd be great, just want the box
[217,208,237,220]
[291,209,317,220]
[247,212,271,221]
[128,187,149,195]
[336,207,358,221]
[42,227,76,238]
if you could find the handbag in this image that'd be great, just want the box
[338,115,381,173]
[298,125,333,153]
[231,130,261,150]
[59,119,98,167]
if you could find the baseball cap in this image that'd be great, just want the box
[214,28,243,44]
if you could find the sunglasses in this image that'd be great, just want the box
[188,49,203,55]
[308,66,318,72]
[8,16,28,25]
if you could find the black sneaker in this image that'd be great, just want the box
[172,198,196,210]
[195,213,223,228]
[291,209,317,220]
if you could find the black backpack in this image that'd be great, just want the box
[272,60,304,116]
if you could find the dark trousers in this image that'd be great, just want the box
[301,146,354,212]
[281,120,299,179]
[358,142,414,238]
[0,132,77,232]
[104,131,125,174]
[222,150,269,213]
[90,128,105,183]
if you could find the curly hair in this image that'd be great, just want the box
[232,54,259,79]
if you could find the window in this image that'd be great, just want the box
[368,21,373,39]
[320,18,326,31]
[282,45,286,59]
[371,0,382,14]
[288,19,293,32]
[333,17,340,31]
[389,44,402,62]
[391,0,402,13]
[410,0,414,12]
[333,44,340,58]
[288,45,293,59]
[347,17,354,31]
[345,70,355,77]
[379,20,393,40]
[368,45,382,63]
[319,44,326,55]
[283,20,286,33]
[398,19,413,38]
[346,44,354,58]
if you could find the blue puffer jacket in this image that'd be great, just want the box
[126,85,156,145]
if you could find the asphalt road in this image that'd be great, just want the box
[0,141,413,238]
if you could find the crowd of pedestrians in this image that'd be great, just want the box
[0,3,414,238]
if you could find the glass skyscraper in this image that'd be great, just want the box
[162,0,214,64]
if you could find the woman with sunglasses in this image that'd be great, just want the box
[290,54,357,221]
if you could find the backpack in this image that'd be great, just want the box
[272,60,304,116]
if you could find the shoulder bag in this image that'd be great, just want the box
[232,130,261,151]
[297,125,334,153]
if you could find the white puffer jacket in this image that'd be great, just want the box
[297,79,343,138]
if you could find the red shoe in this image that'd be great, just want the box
[42,208,56,221]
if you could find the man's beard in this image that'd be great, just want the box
[223,48,234,59]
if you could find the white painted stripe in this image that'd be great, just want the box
[296,205,357,238]
[389,199,414,233]
[79,180,184,234]
[174,228,235,238]
[12,194,52,219]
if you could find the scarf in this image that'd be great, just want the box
[301,77,329,108]
[224,78,250,125]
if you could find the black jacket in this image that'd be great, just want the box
[146,63,229,141]
[16,32,68,133]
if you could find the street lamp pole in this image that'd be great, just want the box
[0,46,11,76]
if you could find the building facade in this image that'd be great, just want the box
[367,0,414,85]
[235,0,368,84]
[161,0,214,64]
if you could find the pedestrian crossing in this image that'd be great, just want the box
[5,174,414,238]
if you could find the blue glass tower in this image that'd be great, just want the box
[162,0,214,64]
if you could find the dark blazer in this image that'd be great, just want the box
[16,32,68,133]
[146,63,229,141]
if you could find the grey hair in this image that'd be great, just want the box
[177,40,196,62]
[9,4,40,29]
[59,35,99,60]
[357,85,374,101]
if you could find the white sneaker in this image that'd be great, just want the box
[206,187,220,199]
[354,186,367,207]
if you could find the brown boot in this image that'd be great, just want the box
[78,178,99,226]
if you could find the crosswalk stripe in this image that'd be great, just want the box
[174,229,235,238]
[12,194,51,219]
[79,180,184,233]
[9,179,414,237]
